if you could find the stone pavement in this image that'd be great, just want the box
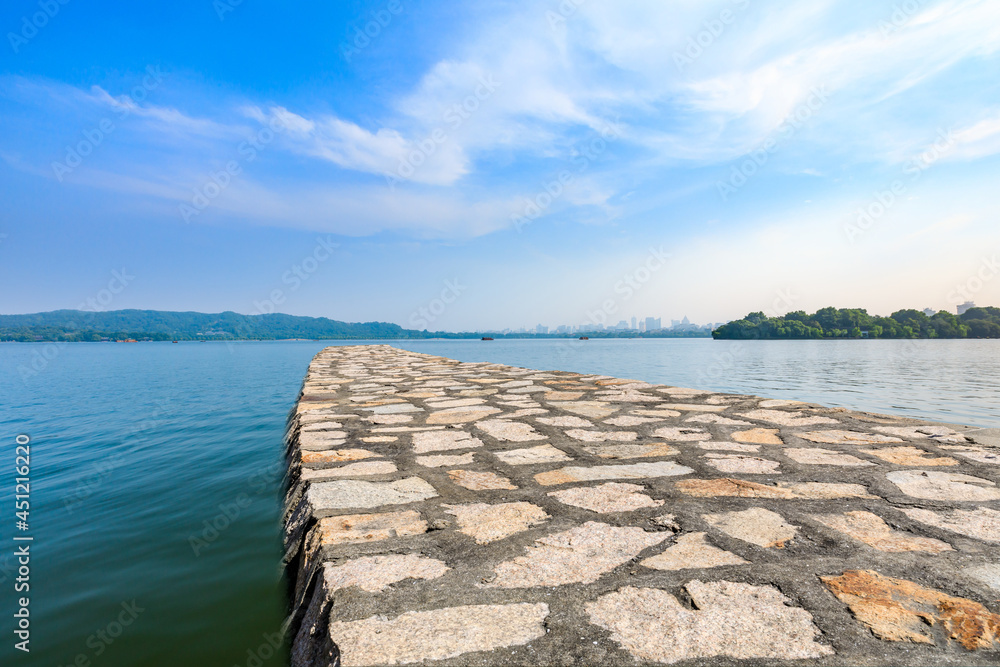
[283,345,1000,666]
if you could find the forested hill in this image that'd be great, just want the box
[712,306,1000,340]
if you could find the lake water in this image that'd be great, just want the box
[1,338,998,667]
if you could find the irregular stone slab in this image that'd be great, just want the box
[798,430,904,445]
[365,414,413,424]
[696,442,760,452]
[813,511,953,553]
[658,386,713,396]
[301,449,377,465]
[299,431,348,449]
[704,453,780,474]
[965,564,1000,592]
[548,483,664,513]
[652,426,710,441]
[444,502,549,544]
[582,443,679,459]
[319,510,428,546]
[900,507,1000,543]
[414,452,475,467]
[565,429,638,442]
[424,406,501,424]
[940,445,1000,465]
[536,415,592,427]
[557,401,620,419]
[543,390,585,401]
[329,603,549,666]
[887,470,1000,501]
[731,428,783,445]
[587,582,832,663]
[685,414,753,426]
[874,425,969,443]
[360,436,398,443]
[860,446,958,466]
[535,461,694,486]
[703,508,798,548]
[661,403,728,412]
[424,397,486,409]
[447,469,517,490]
[475,419,547,442]
[411,429,483,453]
[641,532,748,571]
[739,409,839,426]
[632,408,682,418]
[307,477,438,512]
[487,522,670,588]
[323,554,450,593]
[822,570,1000,650]
[603,415,664,426]
[493,444,571,465]
[784,448,875,466]
[301,461,398,481]
[361,402,423,414]
[676,478,873,499]
[759,399,808,408]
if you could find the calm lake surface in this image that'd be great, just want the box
[1,338,998,666]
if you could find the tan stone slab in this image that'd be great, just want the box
[299,431,349,448]
[307,477,438,511]
[703,508,798,548]
[685,414,753,426]
[301,449,378,465]
[632,408,683,418]
[535,461,693,486]
[414,452,475,467]
[658,386,713,396]
[587,582,832,663]
[544,390,584,401]
[424,406,501,424]
[661,404,728,412]
[565,429,638,442]
[731,428,783,445]
[582,443,680,459]
[319,510,428,546]
[651,426,709,441]
[475,419,547,442]
[739,409,839,426]
[874,425,969,443]
[548,482,664,513]
[939,446,1000,465]
[424,397,486,408]
[365,414,413,424]
[798,429,904,445]
[447,469,517,490]
[758,399,808,408]
[813,511,953,553]
[860,446,958,466]
[486,522,670,588]
[822,570,1000,650]
[493,444,571,465]
[900,507,1000,543]
[556,401,620,419]
[361,436,398,443]
[412,430,482,454]
[641,532,749,571]
[695,442,761,452]
[323,554,449,593]
[704,453,780,474]
[887,470,1000,501]
[784,448,875,466]
[444,501,549,544]
[301,461,398,481]
[329,602,549,666]
[536,415,592,427]
[361,402,423,414]
[603,415,664,426]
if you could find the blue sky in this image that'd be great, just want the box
[1,0,999,331]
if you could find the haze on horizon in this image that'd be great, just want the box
[1,0,999,332]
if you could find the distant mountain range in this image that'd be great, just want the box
[0,309,711,342]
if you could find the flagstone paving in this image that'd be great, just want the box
[284,345,1000,666]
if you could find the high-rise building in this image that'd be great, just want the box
[922,308,936,317]
[957,301,975,315]
[644,317,661,331]
[630,316,637,330]
[536,324,548,334]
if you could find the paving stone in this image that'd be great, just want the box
[535,461,694,486]
[361,403,423,414]
[874,425,969,443]
[661,403,728,412]
[813,511,953,552]
[360,436,398,443]
[299,431,349,449]
[731,427,783,445]
[798,429,905,445]
[758,399,808,408]
[411,429,483,453]
[475,419,547,442]
[307,477,438,512]
[704,453,780,474]
[319,510,428,546]
[493,444,571,465]
[548,483,664,513]
[424,397,487,408]
[536,415,592,427]
[565,429,638,442]
[822,570,1000,650]
[685,414,753,426]
[557,401,620,419]
[651,426,709,441]
[323,555,450,593]
[329,603,549,666]
[414,452,475,467]
[424,406,501,424]
[544,390,585,401]
[899,507,1000,543]
[603,415,664,426]
[301,449,378,465]
[582,443,680,459]
[301,461,398,480]
[703,508,798,548]
[640,532,749,571]
[447,469,517,490]
[586,582,833,663]
[632,408,682,418]
[784,448,876,466]
[487,522,670,588]
[738,409,840,426]
[365,414,413,424]
[940,445,1000,465]
[443,502,549,544]
[860,446,959,466]
[695,442,761,452]
[887,470,1000,501]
